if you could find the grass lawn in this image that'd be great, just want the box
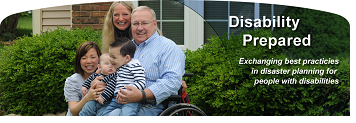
[17,16,32,29]
[15,16,33,37]
[0,16,32,41]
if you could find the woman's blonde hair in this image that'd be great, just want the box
[102,1,135,53]
[102,2,163,53]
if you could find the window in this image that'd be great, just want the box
[204,1,255,43]
[203,1,287,43]
[139,0,185,45]
[131,1,287,51]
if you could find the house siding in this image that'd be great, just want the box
[41,5,71,32]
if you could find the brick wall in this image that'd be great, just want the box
[72,2,113,30]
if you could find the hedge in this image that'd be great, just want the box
[272,6,350,59]
[0,27,102,115]
[184,29,350,116]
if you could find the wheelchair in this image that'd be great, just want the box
[159,73,207,116]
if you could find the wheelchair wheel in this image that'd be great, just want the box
[159,103,206,116]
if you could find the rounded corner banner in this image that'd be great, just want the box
[0,0,350,116]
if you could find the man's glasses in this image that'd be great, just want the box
[132,20,155,27]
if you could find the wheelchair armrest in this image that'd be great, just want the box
[163,88,183,110]
[162,73,193,110]
[165,95,182,101]
[183,73,194,77]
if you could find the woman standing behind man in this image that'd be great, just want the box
[101,1,134,53]
[101,1,162,53]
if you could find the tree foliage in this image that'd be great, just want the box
[0,13,21,34]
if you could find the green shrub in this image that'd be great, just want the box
[1,32,15,41]
[184,29,349,116]
[0,27,102,115]
[272,7,350,59]
[13,28,33,38]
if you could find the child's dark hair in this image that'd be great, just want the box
[110,37,136,58]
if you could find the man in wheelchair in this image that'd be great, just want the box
[107,6,186,116]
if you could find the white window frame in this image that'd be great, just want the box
[134,0,204,51]
[202,2,280,41]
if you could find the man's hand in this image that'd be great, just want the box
[96,96,105,104]
[182,81,187,92]
[81,86,88,96]
[117,86,142,104]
